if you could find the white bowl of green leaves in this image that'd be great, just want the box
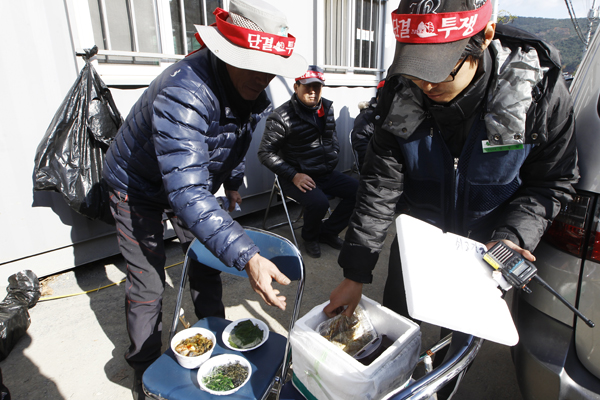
[197,354,252,395]
[222,318,269,351]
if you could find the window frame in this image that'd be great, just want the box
[317,0,388,87]
[68,0,389,87]
[67,0,229,86]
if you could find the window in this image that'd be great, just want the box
[170,0,223,55]
[324,0,383,74]
[87,0,223,64]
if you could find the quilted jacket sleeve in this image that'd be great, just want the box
[352,107,376,168]
[258,111,299,182]
[338,126,406,283]
[332,118,340,155]
[224,158,246,192]
[153,85,258,271]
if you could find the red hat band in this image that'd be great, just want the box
[391,0,492,44]
[196,8,296,57]
[295,70,325,82]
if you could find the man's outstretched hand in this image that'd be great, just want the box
[245,253,291,310]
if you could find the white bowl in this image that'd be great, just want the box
[170,327,216,369]
[222,318,269,352]
[197,354,252,395]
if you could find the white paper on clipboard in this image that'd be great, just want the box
[395,214,519,346]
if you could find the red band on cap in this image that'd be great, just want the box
[295,70,325,82]
[212,8,296,57]
[391,0,492,44]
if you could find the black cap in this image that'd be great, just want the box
[389,0,490,83]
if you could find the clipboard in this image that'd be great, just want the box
[395,214,519,346]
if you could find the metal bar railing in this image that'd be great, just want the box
[127,0,140,52]
[95,49,184,60]
[322,64,384,73]
[98,0,112,51]
[179,0,188,55]
[386,333,483,400]
[357,0,362,69]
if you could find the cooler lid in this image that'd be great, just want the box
[395,214,519,346]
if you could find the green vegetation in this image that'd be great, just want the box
[498,17,599,74]
[497,9,517,24]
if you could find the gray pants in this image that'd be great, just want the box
[108,189,225,373]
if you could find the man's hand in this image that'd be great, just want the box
[244,254,291,310]
[486,239,536,262]
[292,173,316,193]
[323,278,363,318]
[225,190,242,212]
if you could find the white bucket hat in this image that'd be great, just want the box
[195,0,308,78]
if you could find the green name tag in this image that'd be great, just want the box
[482,140,524,153]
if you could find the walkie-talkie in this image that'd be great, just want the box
[483,242,537,293]
[483,242,595,328]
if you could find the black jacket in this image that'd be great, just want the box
[338,24,579,284]
[351,97,378,169]
[258,94,338,181]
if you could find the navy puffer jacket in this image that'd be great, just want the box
[103,48,272,270]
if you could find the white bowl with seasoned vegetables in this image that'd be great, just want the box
[171,327,216,369]
[222,318,269,352]
[198,354,252,395]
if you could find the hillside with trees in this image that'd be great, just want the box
[498,17,599,74]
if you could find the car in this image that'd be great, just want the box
[562,71,574,84]
[511,25,600,399]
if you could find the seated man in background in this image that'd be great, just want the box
[258,65,359,258]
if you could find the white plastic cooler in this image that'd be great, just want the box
[290,296,421,400]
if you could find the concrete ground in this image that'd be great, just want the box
[0,203,524,400]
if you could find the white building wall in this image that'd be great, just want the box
[0,0,119,283]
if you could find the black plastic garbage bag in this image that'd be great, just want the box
[33,46,122,225]
[0,270,40,362]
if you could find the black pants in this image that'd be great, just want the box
[383,234,462,400]
[279,170,358,242]
[109,189,225,374]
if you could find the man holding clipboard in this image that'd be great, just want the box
[325,1,578,397]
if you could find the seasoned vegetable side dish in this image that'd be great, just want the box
[174,333,214,357]
[203,362,249,391]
